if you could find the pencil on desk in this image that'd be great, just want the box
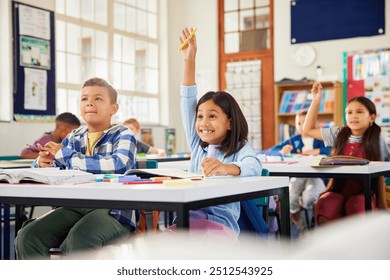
[178,28,198,52]
[26,144,41,152]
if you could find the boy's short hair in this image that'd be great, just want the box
[81,77,118,104]
[56,112,81,127]
[123,118,140,129]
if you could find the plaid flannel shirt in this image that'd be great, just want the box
[33,124,139,229]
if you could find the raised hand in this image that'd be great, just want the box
[179,27,197,61]
[311,82,323,103]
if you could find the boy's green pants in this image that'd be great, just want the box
[15,207,133,259]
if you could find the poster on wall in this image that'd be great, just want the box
[346,49,390,143]
[347,50,390,126]
[225,60,262,150]
[24,68,47,111]
[18,3,51,40]
[20,36,51,69]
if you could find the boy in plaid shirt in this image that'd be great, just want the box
[15,77,137,259]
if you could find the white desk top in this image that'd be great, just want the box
[159,157,390,175]
[0,176,289,203]
[263,158,390,175]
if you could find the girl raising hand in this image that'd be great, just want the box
[303,82,390,225]
[178,27,262,236]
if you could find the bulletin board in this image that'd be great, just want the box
[12,1,56,122]
[291,0,385,44]
[344,49,390,144]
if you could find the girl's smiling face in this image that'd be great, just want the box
[196,100,231,145]
[345,100,376,136]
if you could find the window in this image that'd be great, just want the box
[223,0,271,54]
[55,0,160,124]
[219,0,274,149]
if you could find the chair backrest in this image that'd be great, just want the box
[0,155,20,160]
[238,168,270,235]
[135,159,158,169]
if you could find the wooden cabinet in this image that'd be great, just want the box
[274,81,343,143]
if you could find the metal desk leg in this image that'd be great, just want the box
[278,187,291,239]
[1,204,3,259]
[174,205,190,229]
[363,175,372,211]
[4,204,10,260]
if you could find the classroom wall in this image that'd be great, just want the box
[0,0,55,156]
[1,0,389,155]
[166,0,219,153]
[274,0,390,81]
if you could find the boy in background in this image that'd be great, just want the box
[124,117,165,155]
[15,77,137,259]
[20,112,80,159]
[266,110,331,235]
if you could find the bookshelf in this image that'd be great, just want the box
[274,81,343,143]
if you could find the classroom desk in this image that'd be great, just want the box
[0,175,290,260]
[0,159,34,169]
[262,157,390,211]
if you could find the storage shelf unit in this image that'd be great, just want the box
[274,81,343,143]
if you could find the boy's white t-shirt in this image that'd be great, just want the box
[301,136,314,153]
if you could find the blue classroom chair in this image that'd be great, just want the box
[238,168,280,238]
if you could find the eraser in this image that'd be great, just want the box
[150,177,172,182]
[162,179,193,186]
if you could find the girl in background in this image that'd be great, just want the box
[303,82,389,225]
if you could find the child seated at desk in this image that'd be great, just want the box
[178,27,262,237]
[304,82,390,225]
[123,117,165,156]
[20,112,80,159]
[15,77,137,259]
[265,110,332,234]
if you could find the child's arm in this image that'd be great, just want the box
[201,158,241,177]
[202,144,262,177]
[180,27,197,86]
[303,82,324,140]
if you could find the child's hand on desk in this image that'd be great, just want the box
[201,158,240,177]
[280,144,293,155]
[37,142,62,167]
[301,148,320,155]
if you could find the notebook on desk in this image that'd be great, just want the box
[0,159,34,169]
[0,168,96,184]
[312,156,370,167]
[124,168,203,180]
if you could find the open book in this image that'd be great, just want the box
[0,168,96,184]
[124,168,203,180]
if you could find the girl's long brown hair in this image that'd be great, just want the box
[327,96,381,193]
[332,96,381,161]
[196,91,248,157]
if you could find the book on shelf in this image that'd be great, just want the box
[0,168,96,184]
[124,168,203,180]
[278,123,296,142]
[279,89,335,114]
